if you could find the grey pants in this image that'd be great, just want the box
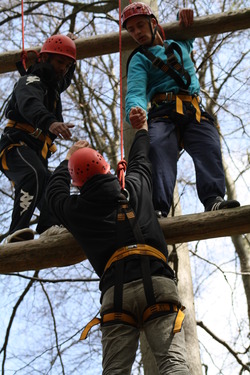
[101,276,190,375]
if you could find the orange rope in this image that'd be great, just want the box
[117,0,127,190]
[21,0,27,70]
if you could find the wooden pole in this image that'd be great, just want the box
[0,205,249,274]
[0,8,249,74]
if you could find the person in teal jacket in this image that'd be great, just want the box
[122,2,240,217]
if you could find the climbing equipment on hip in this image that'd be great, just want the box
[4,120,57,160]
[80,195,185,341]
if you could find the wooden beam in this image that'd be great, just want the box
[0,8,249,75]
[0,205,249,274]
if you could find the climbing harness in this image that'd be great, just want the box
[126,40,191,91]
[141,42,191,90]
[80,194,185,340]
[0,120,57,167]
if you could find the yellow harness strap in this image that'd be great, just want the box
[0,143,22,171]
[104,244,167,273]
[41,135,57,159]
[143,303,185,334]
[80,245,185,341]
[6,120,57,159]
[173,308,186,333]
[80,303,185,340]
[80,312,137,340]
[175,94,201,123]
[152,93,201,123]
[80,317,101,340]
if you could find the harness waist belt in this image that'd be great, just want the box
[5,120,57,159]
[104,244,167,273]
[152,92,201,122]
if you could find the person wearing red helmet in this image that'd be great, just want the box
[46,120,190,374]
[122,2,240,217]
[0,34,77,243]
[68,147,111,186]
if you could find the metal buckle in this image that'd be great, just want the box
[127,244,137,249]
[30,128,42,139]
[165,92,173,102]
[121,188,130,202]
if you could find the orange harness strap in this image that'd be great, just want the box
[104,244,167,273]
[80,245,185,340]
[80,312,138,341]
[80,303,185,340]
[5,120,57,159]
[152,92,201,123]
[0,143,22,171]
[143,303,186,334]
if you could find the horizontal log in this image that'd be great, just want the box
[161,204,250,244]
[0,205,249,274]
[0,8,249,74]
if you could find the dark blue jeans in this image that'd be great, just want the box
[148,117,225,216]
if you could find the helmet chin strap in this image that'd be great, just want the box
[147,17,158,46]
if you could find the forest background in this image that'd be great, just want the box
[0,0,249,374]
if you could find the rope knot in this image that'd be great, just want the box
[20,50,28,70]
[117,159,127,190]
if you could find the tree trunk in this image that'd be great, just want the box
[222,156,250,327]
[170,187,203,374]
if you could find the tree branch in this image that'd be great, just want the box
[197,320,250,371]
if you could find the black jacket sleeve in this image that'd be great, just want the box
[125,129,152,202]
[12,75,59,131]
[46,160,71,222]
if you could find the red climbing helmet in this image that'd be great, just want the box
[40,34,76,61]
[121,2,157,28]
[68,148,110,187]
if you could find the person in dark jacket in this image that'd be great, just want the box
[46,112,190,374]
[0,34,76,243]
[122,2,240,217]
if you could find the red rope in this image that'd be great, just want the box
[117,0,127,190]
[21,0,27,70]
